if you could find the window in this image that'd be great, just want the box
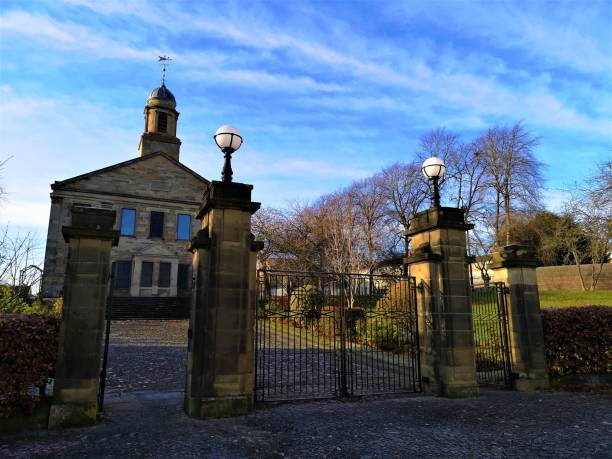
[178,264,190,290]
[177,214,191,241]
[157,112,168,133]
[141,261,153,287]
[158,262,171,288]
[120,208,136,236]
[149,211,164,239]
[112,261,132,289]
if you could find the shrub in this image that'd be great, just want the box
[0,285,54,315]
[0,314,60,418]
[353,295,381,309]
[369,320,400,351]
[355,318,401,351]
[53,297,63,317]
[290,285,325,323]
[257,297,281,318]
[541,306,612,376]
[374,279,414,312]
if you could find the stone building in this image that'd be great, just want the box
[42,82,208,318]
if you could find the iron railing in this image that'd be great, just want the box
[254,270,420,402]
[471,283,512,387]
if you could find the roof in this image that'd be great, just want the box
[51,152,209,190]
[149,83,176,105]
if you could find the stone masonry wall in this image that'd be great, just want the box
[42,154,207,298]
[536,264,612,291]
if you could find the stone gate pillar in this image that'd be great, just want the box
[489,245,549,390]
[185,181,261,418]
[404,207,478,398]
[48,206,118,428]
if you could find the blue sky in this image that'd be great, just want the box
[1,0,611,243]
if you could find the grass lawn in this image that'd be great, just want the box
[539,290,612,308]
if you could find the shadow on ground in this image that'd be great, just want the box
[2,389,611,458]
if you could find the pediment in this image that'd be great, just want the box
[52,153,208,203]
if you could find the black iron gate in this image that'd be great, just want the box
[472,283,512,387]
[255,270,421,402]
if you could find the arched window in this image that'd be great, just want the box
[157,112,168,133]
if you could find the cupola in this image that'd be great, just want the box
[138,82,182,160]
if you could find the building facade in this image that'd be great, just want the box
[42,83,208,317]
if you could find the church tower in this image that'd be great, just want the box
[138,82,182,160]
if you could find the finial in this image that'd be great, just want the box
[158,55,172,84]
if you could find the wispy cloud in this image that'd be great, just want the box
[0,0,610,233]
[183,69,348,93]
[386,1,612,75]
[0,10,157,60]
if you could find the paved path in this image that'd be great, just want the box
[104,320,188,398]
[2,389,610,458]
[104,320,420,401]
[2,321,610,457]
[256,318,420,400]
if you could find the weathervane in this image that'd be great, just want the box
[158,55,172,84]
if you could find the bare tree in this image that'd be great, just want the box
[0,226,43,311]
[0,227,40,287]
[252,207,287,269]
[559,161,612,290]
[0,157,9,201]
[318,190,365,274]
[381,161,428,234]
[469,224,496,286]
[350,174,391,272]
[482,122,543,246]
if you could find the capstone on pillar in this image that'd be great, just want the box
[489,244,549,390]
[185,180,262,418]
[48,206,118,429]
[404,206,479,398]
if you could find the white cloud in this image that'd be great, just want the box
[387,2,612,75]
[182,69,348,93]
[542,189,572,213]
[0,10,157,60]
[0,200,50,231]
[5,4,609,139]
[0,87,136,230]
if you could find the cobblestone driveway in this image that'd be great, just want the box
[2,320,609,458]
[105,320,188,398]
[2,390,610,458]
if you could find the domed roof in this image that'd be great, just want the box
[148,83,176,104]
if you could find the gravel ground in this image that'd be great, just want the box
[2,321,609,458]
[104,320,188,398]
[104,320,420,401]
[1,389,611,458]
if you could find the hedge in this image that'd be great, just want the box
[541,306,612,376]
[0,314,59,418]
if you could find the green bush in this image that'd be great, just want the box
[374,279,414,312]
[372,321,399,351]
[353,295,381,309]
[0,285,52,315]
[356,318,400,351]
[290,285,325,323]
[257,297,281,318]
[0,314,59,418]
[542,306,611,376]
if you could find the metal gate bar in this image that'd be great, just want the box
[472,283,512,387]
[255,270,420,402]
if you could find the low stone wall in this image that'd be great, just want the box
[536,264,612,291]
